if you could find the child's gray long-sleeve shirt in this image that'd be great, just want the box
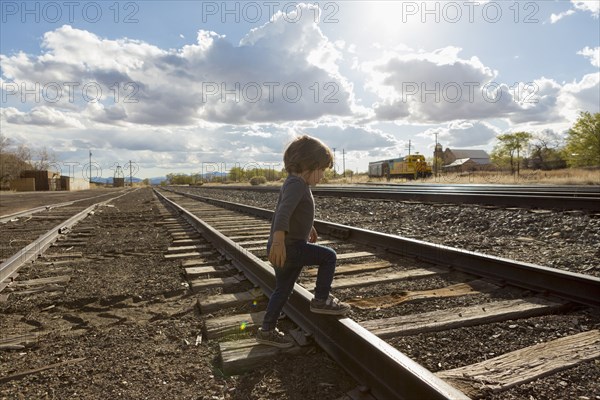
[269,175,314,243]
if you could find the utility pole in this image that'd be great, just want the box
[433,132,438,178]
[129,160,133,187]
[89,150,92,185]
[516,143,520,178]
[342,149,346,178]
[332,147,337,176]
[405,140,412,156]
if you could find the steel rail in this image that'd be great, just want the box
[166,188,600,309]
[361,183,600,195]
[155,189,470,400]
[0,189,130,223]
[185,185,600,211]
[0,190,135,286]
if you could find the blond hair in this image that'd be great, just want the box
[283,135,333,174]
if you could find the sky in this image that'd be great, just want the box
[1,0,599,180]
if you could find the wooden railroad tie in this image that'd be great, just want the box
[197,289,265,314]
[218,338,304,375]
[184,265,234,279]
[306,266,447,290]
[361,297,567,338]
[164,250,215,260]
[436,330,600,397]
[346,279,499,309]
[204,311,267,340]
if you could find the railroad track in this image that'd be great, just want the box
[1,187,598,398]
[0,188,356,399]
[0,190,128,224]
[190,184,600,211]
[0,190,131,287]
[156,187,600,399]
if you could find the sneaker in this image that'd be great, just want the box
[310,295,351,316]
[256,328,295,348]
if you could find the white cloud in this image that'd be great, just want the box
[550,9,576,23]
[578,46,600,67]
[361,47,596,127]
[557,72,600,121]
[1,106,85,128]
[572,0,600,17]
[0,5,355,127]
[362,47,530,123]
[418,121,500,148]
[551,1,599,22]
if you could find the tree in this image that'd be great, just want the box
[0,134,10,153]
[563,112,600,167]
[32,147,58,170]
[528,131,566,170]
[0,137,33,189]
[491,132,532,175]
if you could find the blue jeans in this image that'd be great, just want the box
[261,240,337,331]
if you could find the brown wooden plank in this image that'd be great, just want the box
[322,267,446,290]
[171,239,201,245]
[181,258,224,268]
[167,244,212,253]
[205,311,266,339]
[208,220,263,227]
[347,280,499,309]
[169,232,199,237]
[305,261,392,277]
[221,230,272,237]
[198,290,265,314]
[10,284,66,295]
[234,238,269,246]
[360,297,566,338]
[436,330,600,397]
[40,260,79,266]
[218,226,271,233]
[167,228,196,233]
[228,234,270,241]
[184,265,234,279]
[189,275,246,293]
[41,253,83,259]
[51,241,87,247]
[14,276,71,287]
[336,251,381,261]
[164,251,215,259]
[0,333,42,349]
[219,338,302,375]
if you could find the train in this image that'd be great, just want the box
[368,154,433,179]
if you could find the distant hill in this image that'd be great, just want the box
[91,177,142,184]
[91,172,228,186]
[148,177,166,185]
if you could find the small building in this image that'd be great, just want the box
[11,170,89,192]
[438,148,491,172]
[113,178,125,187]
[443,149,491,166]
[61,176,91,191]
[19,170,61,191]
[442,158,481,172]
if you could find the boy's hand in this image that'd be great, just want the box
[309,226,318,243]
[269,231,286,268]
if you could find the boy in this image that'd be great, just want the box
[256,135,350,348]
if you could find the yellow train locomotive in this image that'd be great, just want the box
[368,155,432,180]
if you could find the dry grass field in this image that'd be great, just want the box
[329,168,600,186]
